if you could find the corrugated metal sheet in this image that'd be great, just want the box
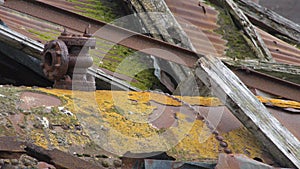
[165,0,300,66]
[0,5,140,87]
[258,28,300,65]
[0,6,62,43]
[165,0,227,56]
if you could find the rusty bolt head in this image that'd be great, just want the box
[212,130,219,135]
[196,114,204,120]
[61,27,69,36]
[215,135,224,141]
[224,148,232,154]
[220,141,228,148]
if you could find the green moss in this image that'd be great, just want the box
[66,0,115,23]
[28,29,60,41]
[205,0,257,59]
[67,0,162,90]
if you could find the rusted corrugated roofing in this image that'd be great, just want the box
[0,6,62,43]
[165,0,227,56]
[258,28,300,65]
[0,2,156,90]
[165,0,300,66]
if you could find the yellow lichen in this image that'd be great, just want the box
[175,96,223,106]
[223,127,264,159]
[257,96,300,109]
[36,89,266,160]
[30,131,48,149]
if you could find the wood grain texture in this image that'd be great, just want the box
[219,0,273,62]
[237,0,300,44]
[195,55,300,168]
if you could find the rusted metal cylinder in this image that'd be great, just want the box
[41,28,96,91]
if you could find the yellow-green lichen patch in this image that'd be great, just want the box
[38,89,265,160]
[223,127,264,159]
[175,96,223,107]
[0,86,21,137]
[257,96,300,109]
[167,122,265,161]
[168,120,219,160]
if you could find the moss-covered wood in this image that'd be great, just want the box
[235,0,300,46]
[205,0,257,60]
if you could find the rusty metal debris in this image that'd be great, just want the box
[232,67,300,102]
[0,137,104,169]
[215,153,290,169]
[151,90,233,155]
[4,0,300,101]
[4,0,201,68]
[144,159,216,169]
[1,0,300,168]
[41,28,96,91]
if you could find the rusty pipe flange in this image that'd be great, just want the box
[41,40,69,80]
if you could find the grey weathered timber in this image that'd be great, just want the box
[236,0,300,44]
[223,59,300,102]
[0,25,43,60]
[219,0,273,62]
[195,55,300,168]
[0,25,46,77]
[126,0,195,92]
[223,58,300,75]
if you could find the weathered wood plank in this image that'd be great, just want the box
[218,0,273,62]
[223,58,300,75]
[195,55,300,168]
[0,25,44,59]
[236,0,300,44]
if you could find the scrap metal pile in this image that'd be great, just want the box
[0,0,299,168]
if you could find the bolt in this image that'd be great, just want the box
[83,24,92,37]
[224,148,232,154]
[61,27,68,36]
[212,130,219,135]
[220,141,228,148]
[215,135,224,141]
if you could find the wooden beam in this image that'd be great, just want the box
[218,0,273,62]
[236,0,300,44]
[223,58,300,75]
[0,25,43,59]
[195,55,300,168]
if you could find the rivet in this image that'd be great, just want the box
[220,141,228,148]
[215,135,224,141]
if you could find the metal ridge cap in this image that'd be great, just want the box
[0,24,43,51]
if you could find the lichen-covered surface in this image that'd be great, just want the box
[0,85,278,165]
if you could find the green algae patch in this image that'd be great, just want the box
[91,39,164,90]
[28,28,60,42]
[66,0,116,23]
[65,0,162,90]
[205,0,257,60]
